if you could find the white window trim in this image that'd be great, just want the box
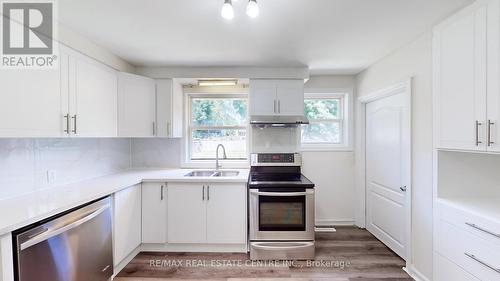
[301,89,353,152]
[181,91,250,169]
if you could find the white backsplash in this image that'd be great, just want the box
[0,138,131,200]
[251,126,300,153]
[131,138,181,168]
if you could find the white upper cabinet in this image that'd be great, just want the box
[70,53,118,137]
[142,182,167,244]
[155,79,183,138]
[434,1,494,151]
[118,72,156,137]
[487,0,500,152]
[0,47,68,137]
[250,79,304,116]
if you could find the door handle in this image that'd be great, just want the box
[160,185,164,201]
[152,122,156,136]
[71,115,77,134]
[464,252,500,273]
[488,120,495,146]
[465,222,500,238]
[207,185,210,201]
[63,114,70,134]
[278,100,281,113]
[400,186,407,192]
[476,120,483,146]
[202,185,205,201]
[250,190,314,196]
[273,100,277,113]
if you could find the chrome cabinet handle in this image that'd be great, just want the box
[71,115,77,134]
[476,120,483,146]
[160,185,164,201]
[167,122,171,137]
[465,222,500,238]
[488,120,495,146]
[202,185,205,201]
[278,100,281,113]
[273,100,277,113]
[63,114,70,134]
[207,185,210,201]
[465,252,500,273]
[20,205,109,251]
[152,122,156,136]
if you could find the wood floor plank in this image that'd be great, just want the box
[116,227,413,281]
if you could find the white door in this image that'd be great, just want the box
[249,79,277,116]
[142,182,167,244]
[0,49,68,137]
[113,184,142,266]
[206,183,246,244]
[487,0,500,152]
[71,55,118,137]
[118,72,156,137]
[167,183,206,243]
[276,80,304,116]
[365,92,410,259]
[434,5,487,151]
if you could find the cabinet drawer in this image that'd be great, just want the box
[437,202,500,246]
[434,253,480,281]
[437,220,500,280]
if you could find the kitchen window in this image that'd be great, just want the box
[187,94,248,161]
[301,92,350,150]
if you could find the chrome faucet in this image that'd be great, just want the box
[215,144,227,170]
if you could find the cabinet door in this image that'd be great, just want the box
[118,72,156,137]
[434,5,487,151]
[249,79,277,116]
[0,48,67,137]
[142,182,167,244]
[206,183,246,244]
[167,183,206,243]
[113,184,142,266]
[71,54,118,137]
[276,80,304,116]
[487,0,500,152]
[155,79,182,138]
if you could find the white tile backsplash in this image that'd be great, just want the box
[0,138,131,200]
[131,138,181,168]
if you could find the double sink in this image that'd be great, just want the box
[184,170,240,177]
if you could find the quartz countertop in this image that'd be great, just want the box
[0,168,249,236]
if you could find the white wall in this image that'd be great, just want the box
[356,32,433,280]
[0,139,130,200]
[131,138,181,168]
[303,75,356,226]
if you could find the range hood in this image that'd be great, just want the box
[250,115,309,126]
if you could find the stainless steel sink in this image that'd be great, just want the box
[184,170,217,177]
[184,170,240,177]
[213,171,240,177]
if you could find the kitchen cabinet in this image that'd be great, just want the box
[155,79,183,138]
[113,184,141,266]
[167,182,246,244]
[142,182,167,244]
[249,79,304,116]
[434,0,500,152]
[0,44,118,137]
[70,52,118,137]
[0,234,14,281]
[118,72,156,137]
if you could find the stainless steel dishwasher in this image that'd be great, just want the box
[13,196,113,281]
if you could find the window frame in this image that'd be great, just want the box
[183,91,250,168]
[301,91,352,151]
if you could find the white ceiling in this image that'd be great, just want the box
[59,0,471,74]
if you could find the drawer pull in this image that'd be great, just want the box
[465,222,500,239]
[465,253,500,274]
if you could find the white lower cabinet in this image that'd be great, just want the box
[167,182,246,245]
[142,182,167,244]
[113,184,142,266]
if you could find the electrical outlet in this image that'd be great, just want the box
[47,170,57,184]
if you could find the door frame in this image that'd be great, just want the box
[355,79,412,266]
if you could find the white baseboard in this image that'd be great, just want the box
[316,219,355,226]
[404,265,431,281]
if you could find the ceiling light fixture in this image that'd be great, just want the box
[221,0,234,20]
[246,0,259,18]
[198,80,238,87]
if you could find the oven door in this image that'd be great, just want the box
[249,188,314,241]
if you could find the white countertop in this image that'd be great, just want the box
[0,168,249,236]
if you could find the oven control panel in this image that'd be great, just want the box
[251,153,301,166]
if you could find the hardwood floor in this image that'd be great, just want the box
[115,226,413,281]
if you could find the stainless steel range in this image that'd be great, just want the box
[248,153,315,260]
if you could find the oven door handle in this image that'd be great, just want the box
[252,242,315,250]
[250,190,313,196]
